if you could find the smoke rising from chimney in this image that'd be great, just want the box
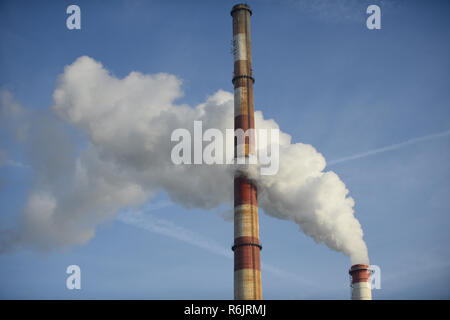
[0,56,369,264]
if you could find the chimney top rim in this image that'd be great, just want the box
[231,3,252,16]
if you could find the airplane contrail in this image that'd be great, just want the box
[118,208,232,259]
[327,129,450,166]
[117,204,318,288]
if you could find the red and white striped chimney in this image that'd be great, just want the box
[231,3,262,300]
[349,264,372,300]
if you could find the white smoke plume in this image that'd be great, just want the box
[1,56,369,264]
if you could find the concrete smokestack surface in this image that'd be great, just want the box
[349,264,372,300]
[231,3,262,300]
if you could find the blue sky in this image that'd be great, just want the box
[1,0,450,299]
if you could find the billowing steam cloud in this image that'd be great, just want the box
[1,56,368,264]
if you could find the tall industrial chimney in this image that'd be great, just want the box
[349,264,372,300]
[231,3,262,300]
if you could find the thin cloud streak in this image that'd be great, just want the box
[117,205,318,288]
[287,0,399,23]
[0,151,29,169]
[328,129,450,166]
[118,209,232,259]
[4,160,30,169]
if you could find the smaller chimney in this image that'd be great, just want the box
[349,264,372,300]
